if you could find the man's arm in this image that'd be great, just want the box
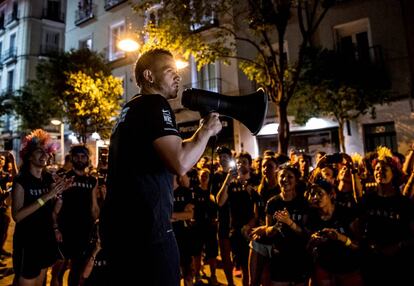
[91,180,100,221]
[153,113,222,176]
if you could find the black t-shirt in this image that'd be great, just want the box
[13,171,55,244]
[172,186,193,234]
[101,94,180,247]
[360,192,414,246]
[192,185,217,225]
[266,194,310,281]
[58,170,97,257]
[227,178,260,230]
[306,205,361,273]
[266,194,308,251]
[59,170,96,231]
[257,182,279,225]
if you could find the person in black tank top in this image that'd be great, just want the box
[51,144,99,286]
[11,129,73,285]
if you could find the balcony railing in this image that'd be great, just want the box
[40,44,63,56]
[183,77,222,93]
[42,8,65,23]
[2,48,17,64]
[104,0,127,11]
[75,3,95,26]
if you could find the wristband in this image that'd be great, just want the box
[37,198,45,206]
[345,237,352,247]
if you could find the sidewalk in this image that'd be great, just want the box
[0,207,242,286]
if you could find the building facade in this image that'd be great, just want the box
[248,0,414,158]
[0,0,66,159]
[64,0,414,159]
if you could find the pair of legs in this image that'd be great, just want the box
[219,237,234,286]
[248,241,271,286]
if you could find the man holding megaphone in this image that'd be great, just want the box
[100,49,222,286]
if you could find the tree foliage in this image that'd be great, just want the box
[12,86,62,130]
[64,71,123,142]
[12,49,120,139]
[290,48,391,152]
[131,0,336,154]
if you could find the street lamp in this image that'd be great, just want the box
[51,119,64,165]
[117,37,189,69]
[175,58,189,70]
[117,38,140,52]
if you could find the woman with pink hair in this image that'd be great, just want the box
[11,129,72,286]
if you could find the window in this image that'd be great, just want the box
[334,18,372,64]
[6,2,18,24]
[45,0,63,22]
[75,0,94,26]
[363,122,397,153]
[4,33,17,60]
[0,11,4,29]
[43,30,60,53]
[79,37,92,50]
[109,21,125,61]
[47,0,61,15]
[9,33,15,50]
[190,59,220,92]
[7,69,13,92]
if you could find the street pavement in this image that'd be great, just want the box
[0,208,242,286]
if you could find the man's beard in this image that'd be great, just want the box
[73,161,88,171]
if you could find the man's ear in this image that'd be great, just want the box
[143,69,154,83]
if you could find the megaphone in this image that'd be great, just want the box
[181,88,268,135]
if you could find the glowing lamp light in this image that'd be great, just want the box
[117,38,140,52]
[257,123,279,136]
[51,119,62,126]
[175,59,189,70]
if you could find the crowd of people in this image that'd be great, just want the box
[169,145,414,286]
[2,138,414,286]
[1,48,414,286]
